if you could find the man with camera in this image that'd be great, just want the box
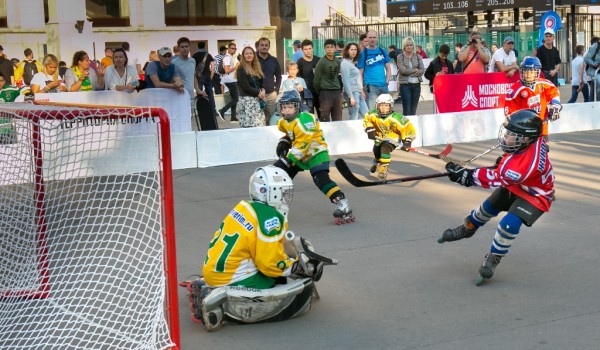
[457,31,491,74]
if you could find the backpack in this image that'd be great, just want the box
[362,47,386,68]
[194,53,208,78]
[217,56,226,75]
[23,60,39,86]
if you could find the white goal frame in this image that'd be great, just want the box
[0,102,180,350]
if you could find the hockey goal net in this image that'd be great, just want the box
[0,103,180,349]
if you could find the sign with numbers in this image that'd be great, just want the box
[387,0,536,17]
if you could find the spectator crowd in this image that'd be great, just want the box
[1,30,599,126]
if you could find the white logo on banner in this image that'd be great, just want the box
[461,85,478,108]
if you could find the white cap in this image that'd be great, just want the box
[544,28,555,36]
[158,47,173,57]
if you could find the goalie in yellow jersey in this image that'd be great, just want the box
[181,165,337,331]
[363,93,417,180]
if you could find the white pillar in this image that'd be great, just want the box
[6,0,45,29]
[129,0,166,28]
[45,0,94,63]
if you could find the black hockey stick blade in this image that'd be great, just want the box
[335,158,448,187]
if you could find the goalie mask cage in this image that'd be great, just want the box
[0,103,180,350]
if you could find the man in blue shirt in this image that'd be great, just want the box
[357,30,392,110]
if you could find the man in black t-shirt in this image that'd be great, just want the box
[536,28,561,87]
[296,40,321,118]
[192,42,217,116]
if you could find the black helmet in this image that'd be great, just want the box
[498,109,542,153]
[277,90,301,120]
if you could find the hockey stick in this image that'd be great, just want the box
[335,158,448,187]
[439,143,500,166]
[408,144,453,159]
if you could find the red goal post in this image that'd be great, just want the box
[0,102,180,349]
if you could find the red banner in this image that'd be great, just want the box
[433,72,521,113]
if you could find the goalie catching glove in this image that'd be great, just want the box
[547,104,562,122]
[276,137,291,158]
[445,162,474,187]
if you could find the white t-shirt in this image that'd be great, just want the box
[220,54,238,83]
[127,51,140,73]
[571,56,584,85]
[104,65,139,90]
[30,72,65,92]
[489,49,516,73]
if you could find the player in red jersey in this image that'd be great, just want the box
[504,56,561,144]
[438,109,554,285]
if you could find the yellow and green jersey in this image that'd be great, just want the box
[277,111,330,170]
[203,200,296,288]
[363,111,416,143]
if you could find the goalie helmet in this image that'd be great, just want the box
[375,94,394,118]
[519,56,541,87]
[498,109,542,153]
[249,165,294,217]
[277,90,301,120]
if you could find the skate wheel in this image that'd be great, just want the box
[437,237,445,244]
[475,275,485,286]
[335,217,342,225]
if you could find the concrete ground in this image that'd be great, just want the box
[173,129,600,350]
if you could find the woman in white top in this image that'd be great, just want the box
[30,54,67,93]
[104,48,139,92]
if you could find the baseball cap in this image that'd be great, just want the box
[293,40,301,46]
[503,36,515,44]
[544,28,555,36]
[158,46,173,57]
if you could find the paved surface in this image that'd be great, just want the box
[173,129,600,350]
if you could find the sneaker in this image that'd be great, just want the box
[230,117,239,123]
[215,109,225,121]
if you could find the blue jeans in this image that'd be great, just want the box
[400,83,421,116]
[365,85,389,111]
[567,84,590,103]
[345,91,369,120]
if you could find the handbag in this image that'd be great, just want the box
[251,76,266,109]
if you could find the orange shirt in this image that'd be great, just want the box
[504,79,560,136]
[462,47,487,74]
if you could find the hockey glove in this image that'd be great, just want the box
[365,127,376,140]
[276,137,291,158]
[445,162,474,187]
[548,104,562,122]
[400,138,413,152]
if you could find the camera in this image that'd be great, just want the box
[471,38,478,44]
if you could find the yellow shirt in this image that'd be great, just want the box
[203,200,296,287]
[277,111,329,170]
[363,111,416,142]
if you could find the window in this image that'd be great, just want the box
[0,0,7,28]
[86,0,130,27]
[164,0,237,26]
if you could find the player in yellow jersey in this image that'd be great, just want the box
[273,89,355,224]
[363,94,416,180]
[182,165,331,330]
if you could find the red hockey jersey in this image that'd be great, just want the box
[504,79,560,137]
[472,138,554,212]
